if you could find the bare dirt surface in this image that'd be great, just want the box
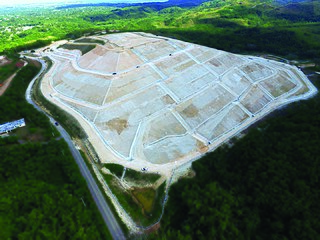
[0,73,17,96]
[0,55,11,67]
[106,118,129,135]
[0,60,27,96]
[37,32,317,179]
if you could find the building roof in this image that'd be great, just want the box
[0,118,25,134]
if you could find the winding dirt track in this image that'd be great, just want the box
[0,61,27,97]
[0,73,17,96]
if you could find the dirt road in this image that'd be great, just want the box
[0,73,17,96]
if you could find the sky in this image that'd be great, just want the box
[0,0,166,6]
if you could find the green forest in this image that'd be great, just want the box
[1,0,320,238]
[154,78,320,239]
[0,64,111,239]
[0,0,320,63]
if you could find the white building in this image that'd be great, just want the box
[0,118,26,135]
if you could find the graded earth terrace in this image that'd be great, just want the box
[39,32,317,175]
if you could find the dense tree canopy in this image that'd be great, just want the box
[1,1,320,238]
[1,0,320,61]
[158,84,320,239]
[0,64,110,239]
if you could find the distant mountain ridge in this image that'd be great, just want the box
[273,0,320,21]
[57,0,208,9]
[275,0,313,5]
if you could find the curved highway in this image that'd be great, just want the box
[25,56,126,240]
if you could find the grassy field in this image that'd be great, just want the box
[132,187,156,214]
[124,168,161,185]
[102,172,165,227]
[104,163,124,178]
[102,174,144,224]
[59,43,96,55]
[74,38,105,45]
[13,124,57,142]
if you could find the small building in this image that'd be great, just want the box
[0,118,26,135]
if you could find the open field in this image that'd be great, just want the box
[38,32,317,176]
[74,38,105,45]
[59,43,96,55]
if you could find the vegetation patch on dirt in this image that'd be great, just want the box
[102,170,166,226]
[74,38,105,45]
[124,168,161,185]
[181,104,199,117]
[106,118,129,135]
[132,187,156,213]
[59,43,96,55]
[104,163,124,178]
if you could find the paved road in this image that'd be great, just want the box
[25,56,126,240]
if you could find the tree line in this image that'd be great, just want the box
[152,82,320,239]
[0,64,111,239]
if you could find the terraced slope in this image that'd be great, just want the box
[40,32,317,175]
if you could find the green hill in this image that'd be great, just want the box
[1,0,319,62]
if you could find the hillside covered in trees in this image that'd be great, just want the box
[1,0,320,63]
[155,77,320,239]
[0,64,110,239]
[1,0,320,238]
